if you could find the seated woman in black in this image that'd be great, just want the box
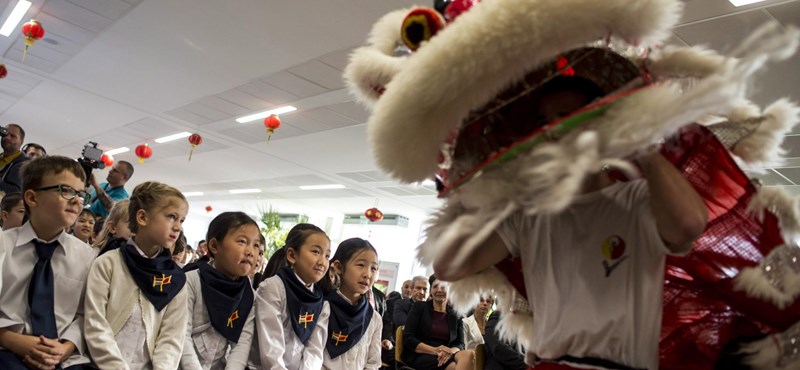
[403,275,475,370]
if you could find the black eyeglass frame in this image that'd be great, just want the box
[34,185,91,205]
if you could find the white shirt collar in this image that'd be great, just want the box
[294,271,314,292]
[129,237,162,259]
[15,221,69,248]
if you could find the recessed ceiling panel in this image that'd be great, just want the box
[42,0,115,33]
[287,60,346,90]
[261,71,327,98]
[239,80,298,105]
[773,167,800,185]
[673,10,774,51]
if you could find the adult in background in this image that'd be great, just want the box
[394,275,429,328]
[0,124,27,193]
[484,310,526,370]
[22,143,46,159]
[87,161,134,218]
[401,279,413,300]
[402,275,474,370]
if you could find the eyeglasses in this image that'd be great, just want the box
[34,185,91,205]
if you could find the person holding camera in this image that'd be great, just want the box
[0,124,28,194]
[86,161,133,218]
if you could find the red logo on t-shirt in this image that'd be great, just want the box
[601,235,629,277]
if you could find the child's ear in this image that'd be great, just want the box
[23,189,37,210]
[286,247,297,266]
[331,260,343,275]
[207,238,219,256]
[135,209,148,228]
[0,210,7,222]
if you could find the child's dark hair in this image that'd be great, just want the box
[20,156,86,214]
[128,181,186,233]
[258,247,287,286]
[0,193,23,213]
[284,223,328,255]
[321,237,378,295]
[429,274,437,288]
[78,209,95,220]
[205,212,258,258]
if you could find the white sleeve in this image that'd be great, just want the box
[300,301,330,370]
[365,311,383,370]
[152,285,189,370]
[83,255,130,370]
[225,298,256,370]
[180,273,203,370]
[256,278,289,370]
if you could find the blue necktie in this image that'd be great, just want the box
[28,240,58,338]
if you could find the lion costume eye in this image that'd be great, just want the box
[401,8,445,51]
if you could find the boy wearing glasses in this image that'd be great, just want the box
[0,155,95,369]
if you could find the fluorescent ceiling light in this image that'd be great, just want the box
[155,131,191,143]
[728,0,765,6]
[182,192,204,197]
[236,105,297,123]
[0,1,32,37]
[229,188,262,194]
[299,184,346,190]
[104,147,130,156]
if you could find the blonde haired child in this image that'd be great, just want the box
[84,181,189,369]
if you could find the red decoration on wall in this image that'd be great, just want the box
[187,133,202,161]
[263,115,281,142]
[135,144,152,163]
[100,154,114,168]
[21,20,44,63]
[0,64,7,79]
[364,207,384,222]
[205,205,213,213]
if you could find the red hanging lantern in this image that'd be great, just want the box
[21,20,45,63]
[100,154,114,168]
[135,144,152,163]
[187,133,202,161]
[364,207,384,222]
[205,205,213,213]
[264,115,281,142]
[0,64,7,79]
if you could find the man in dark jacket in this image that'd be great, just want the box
[0,124,27,194]
[484,311,527,370]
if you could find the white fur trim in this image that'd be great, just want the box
[747,187,800,242]
[739,334,782,370]
[733,267,798,309]
[648,46,726,78]
[367,0,683,181]
[733,99,800,167]
[733,243,800,309]
[343,8,412,107]
[444,268,534,349]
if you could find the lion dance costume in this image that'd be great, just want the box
[345,0,800,368]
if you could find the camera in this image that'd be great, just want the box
[0,126,7,137]
[78,142,105,187]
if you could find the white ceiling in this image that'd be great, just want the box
[0,0,798,223]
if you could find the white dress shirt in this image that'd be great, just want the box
[180,269,255,370]
[255,275,330,370]
[0,222,94,367]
